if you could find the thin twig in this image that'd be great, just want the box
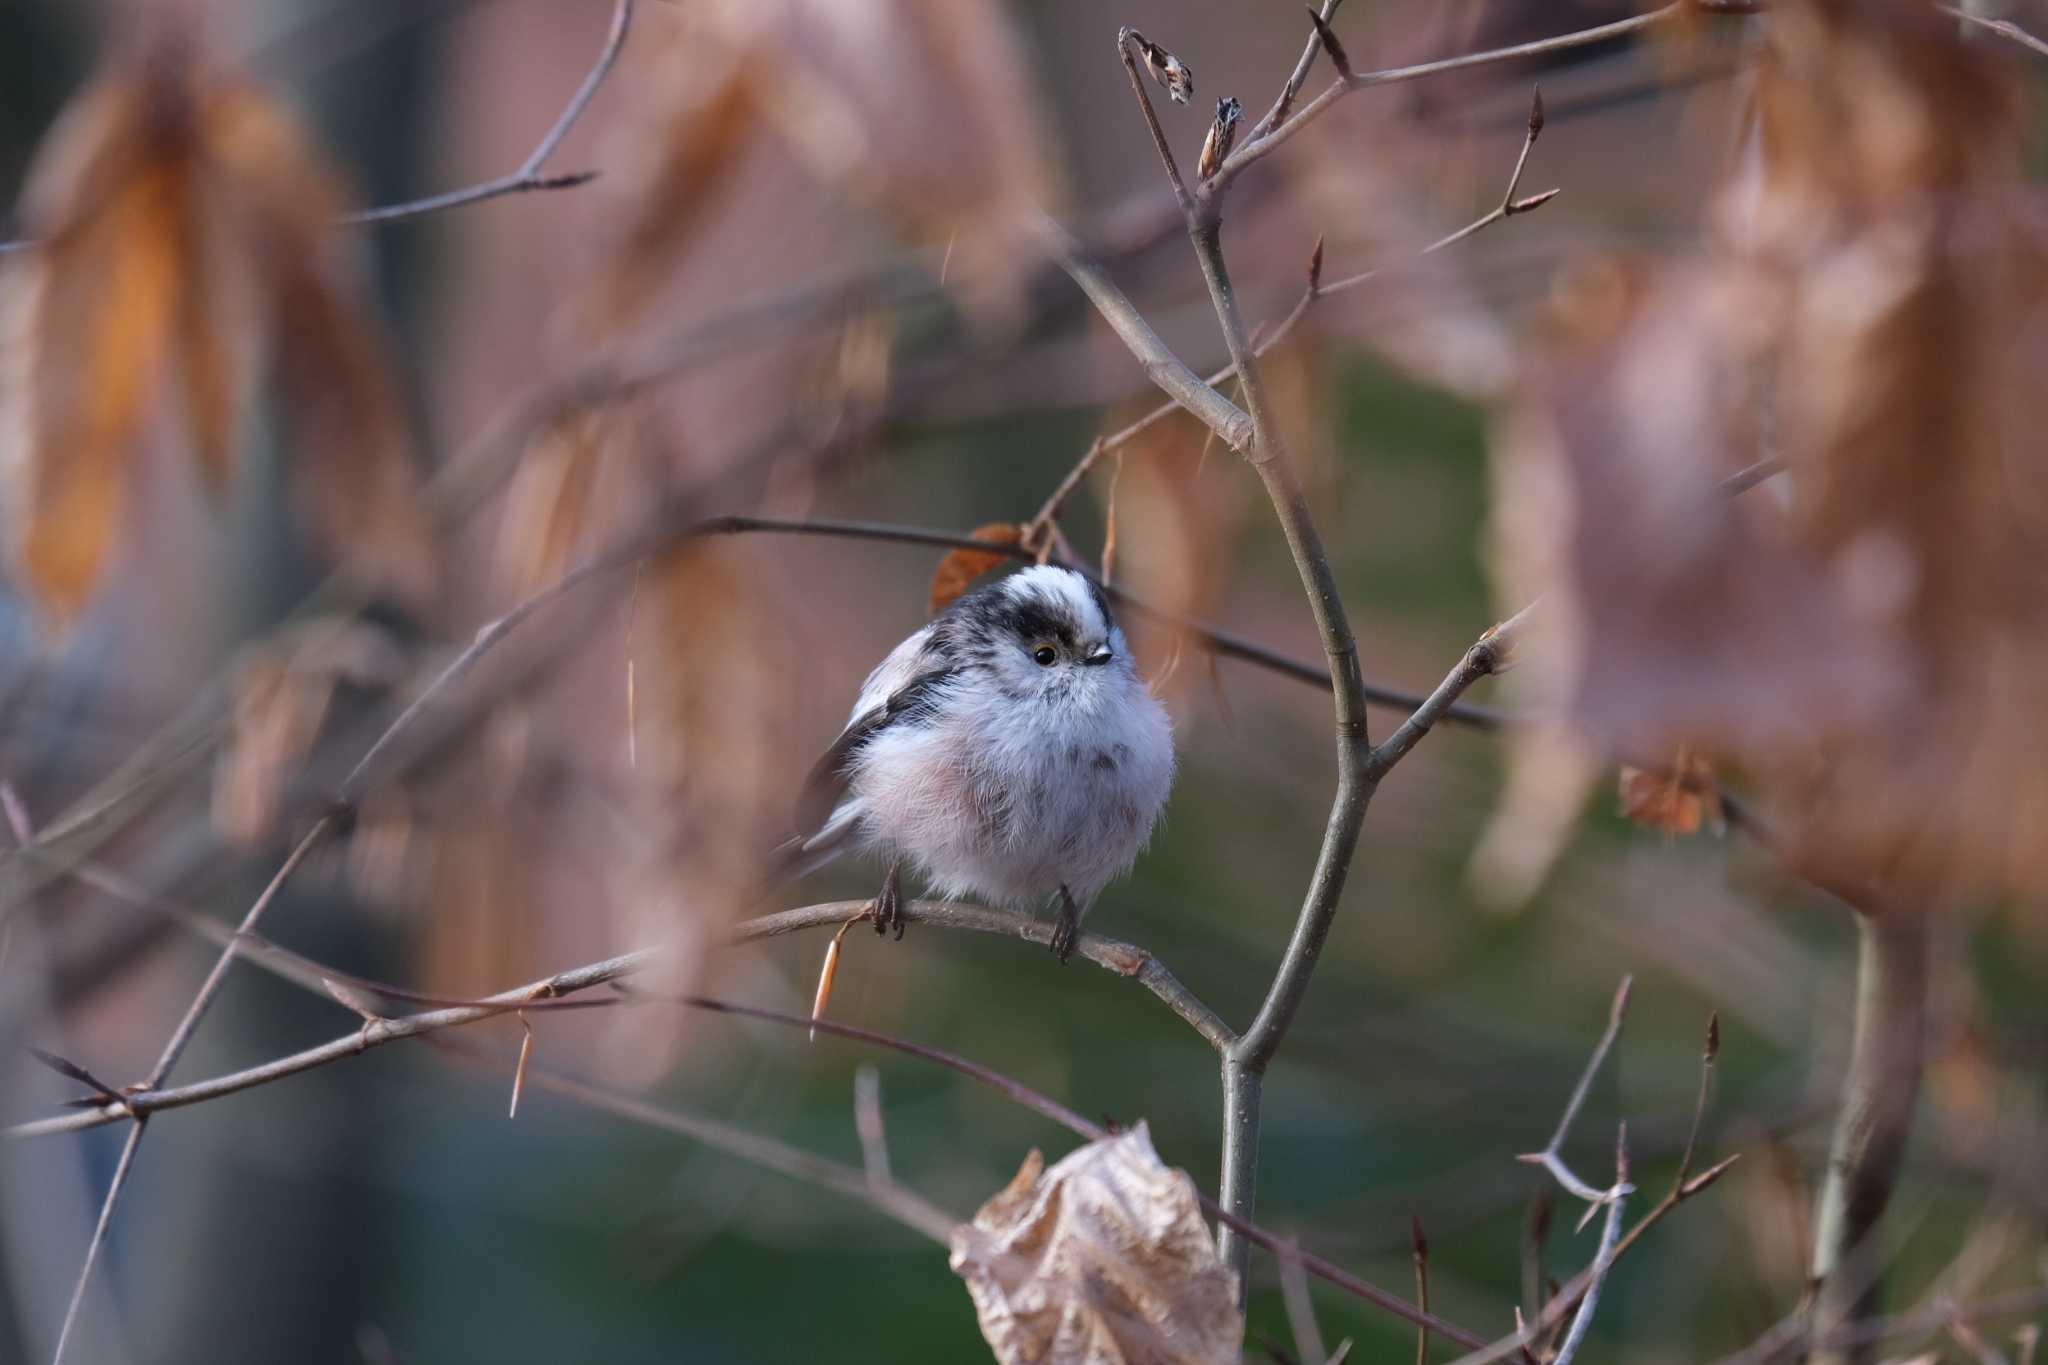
[343,0,634,226]
[50,814,332,1364]
[1108,22,1378,1289]
[1413,1215,1433,1365]
[1253,0,1347,139]
[1281,1238,1331,1365]
[1115,30,1196,216]
[453,1043,960,1244]
[1515,976,1632,1204]
[1944,4,2048,58]
[7,898,1218,1141]
[1029,108,1557,540]
[1204,2,1729,198]
[48,1121,145,1365]
[12,905,1489,1346]
[1810,911,1930,1365]
[1030,210,1255,452]
[852,1064,892,1189]
[1367,604,1529,779]
[1549,1127,1631,1365]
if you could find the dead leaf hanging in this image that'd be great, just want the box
[929,522,1023,614]
[949,1123,1242,1365]
[0,46,436,626]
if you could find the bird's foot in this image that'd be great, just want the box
[1050,887,1081,965]
[871,862,906,941]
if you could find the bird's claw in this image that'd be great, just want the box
[872,864,906,941]
[1050,890,1080,965]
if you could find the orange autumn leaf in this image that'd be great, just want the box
[4,76,188,623]
[928,522,1023,614]
[1,49,435,626]
[1618,750,1724,838]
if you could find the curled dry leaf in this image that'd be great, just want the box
[1618,748,1724,838]
[929,522,1024,615]
[1121,29,1195,105]
[1485,0,2048,905]
[0,45,435,625]
[950,1123,1241,1365]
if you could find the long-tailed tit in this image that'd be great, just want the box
[778,565,1175,961]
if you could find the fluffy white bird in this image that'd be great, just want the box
[781,565,1175,961]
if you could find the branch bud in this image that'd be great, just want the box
[1306,8,1356,81]
[1197,96,1242,181]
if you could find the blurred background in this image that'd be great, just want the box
[2,0,2045,1361]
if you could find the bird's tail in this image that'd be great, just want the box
[757,801,863,905]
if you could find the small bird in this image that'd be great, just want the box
[780,565,1175,962]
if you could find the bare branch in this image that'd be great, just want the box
[1030,211,1254,451]
[1204,2,1725,198]
[1028,112,1558,595]
[1810,912,1930,1365]
[1281,1237,1331,1365]
[343,0,634,226]
[1253,0,1347,139]
[1367,604,1530,779]
[1413,1215,1433,1365]
[853,1065,892,1189]
[1550,1128,1631,1365]
[1944,4,2048,58]
[50,814,333,1364]
[49,1122,145,1365]
[452,1043,961,1244]
[8,898,1225,1141]
[1115,30,1196,215]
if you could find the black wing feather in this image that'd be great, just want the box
[792,668,959,837]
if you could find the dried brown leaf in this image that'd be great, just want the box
[497,410,613,594]
[598,53,756,330]
[929,522,1023,615]
[1617,748,1724,837]
[0,53,435,622]
[3,75,186,622]
[950,1124,1241,1365]
[1486,0,2048,904]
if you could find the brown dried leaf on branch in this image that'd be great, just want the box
[950,1124,1242,1365]
[0,42,434,625]
[930,522,1024,614]
[601,0,1059,332]
[1618,748,1724,838]
[1483,0,2048,905]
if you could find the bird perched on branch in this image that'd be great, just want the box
[779,566,1175,962]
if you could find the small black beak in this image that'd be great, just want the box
[1082,648,1113,667]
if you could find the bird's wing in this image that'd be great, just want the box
[792,627,957,839]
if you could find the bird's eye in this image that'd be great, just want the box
[1032,644,1057,667]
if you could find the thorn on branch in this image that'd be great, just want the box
[1679,1152,1743,1198]
[529,170,601,192]
[1121,27,1196,104]
[1305,7,1356,82]
[26,1048,125,1108]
